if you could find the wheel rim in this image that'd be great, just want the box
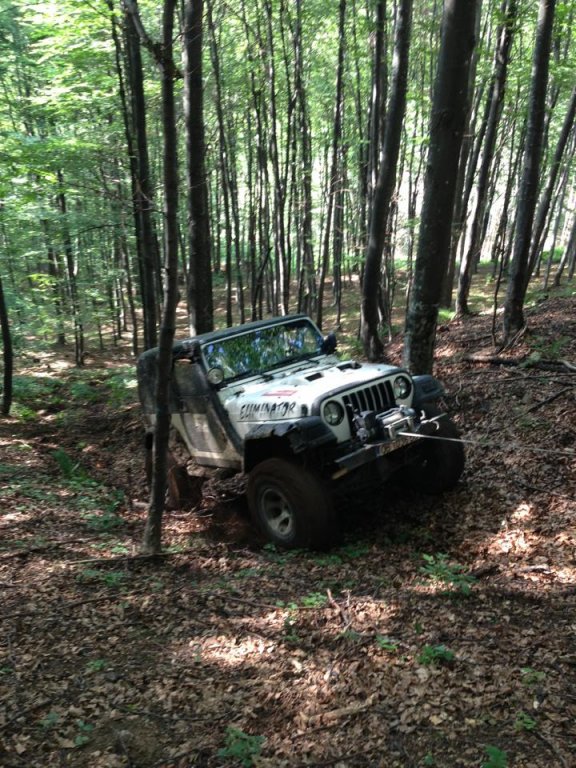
[259,486,295,539]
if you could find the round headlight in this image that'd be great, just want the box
[393,375,412,400]
[323,400,345,426]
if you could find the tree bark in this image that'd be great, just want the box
[122,3,160,350]
[293,0,316,316]
[183,0,213,336]
[57,170,84,366]
[0,275,13,416]
[123,0,181,555]
[503,0,556,338]
[317,0,346,331]
[360,0,412,360]
[404,0,478,374]
[456,0,517,316]
[527,84,576,276]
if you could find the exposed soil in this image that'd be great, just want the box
[1,295,575,767]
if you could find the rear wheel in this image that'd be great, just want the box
[398,407,465,493]
[247,458,334,549]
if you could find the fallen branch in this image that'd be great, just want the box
[64,548,200,566]
[465,354,576,373]
[516,386,572,418]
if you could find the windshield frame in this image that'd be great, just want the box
[200,317,325,385]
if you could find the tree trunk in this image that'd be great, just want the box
[122,6,160,350]
[183,0,213,336]
[456,0,517,316]
[404,0,478,374]
[293,0,316,316]
[57,170,84,366]
[360,0,412,360]
[503,0,556,338]
[553,213,576,287]
[317,0,346,331]
[264,0,289,315]
[0,275,13,416]
[527,84,576,276]
[123,0,181,555]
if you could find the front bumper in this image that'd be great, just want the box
[331,407,439,478]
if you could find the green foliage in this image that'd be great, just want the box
[85,659,107,673]
[520,667,546,686]
[338,542,371,559]
[514,711,537,732]
[77,569,128,587]
[105,367,138,405]
[376,635,399,652]
[74,720,94,747]
[300,591,328,608]
[420,553,476,595]
[527,334,570,362]
[82,509,124,532]
[310,553,343,566]
[417,644,455,667]
[482,745,508,768]
[217,726,265,767]
[11,375,64,420]
[39,711,60,730]
[52,447,85,480]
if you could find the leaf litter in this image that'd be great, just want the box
[0,296,575,767]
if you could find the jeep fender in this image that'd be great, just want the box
[412,374,444,410]
[243,417,337,473]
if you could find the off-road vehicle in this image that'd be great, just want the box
[137,314,464,548]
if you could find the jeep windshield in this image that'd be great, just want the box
[201,318,325,383]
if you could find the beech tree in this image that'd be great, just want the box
[0,274,12,416]
[404,0,479,374]
[456,0,518,317]
[184,0,213,336]
[503,0,557,338]
[122,0,181,554]
[360,0,412,360]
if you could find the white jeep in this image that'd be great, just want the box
[137,314,464,548]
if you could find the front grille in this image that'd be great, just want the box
[342,381,394,414]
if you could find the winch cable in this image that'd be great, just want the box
[396,430,576,458]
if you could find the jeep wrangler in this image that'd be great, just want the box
[137,314,464,548]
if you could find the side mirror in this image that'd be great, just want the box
[321,332,337,354]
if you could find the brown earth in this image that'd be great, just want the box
[0,294,575,767]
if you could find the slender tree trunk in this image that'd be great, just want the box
[360,0,412,360]
[264,0,288,315]
[456,0,517,316]
[123,0,181,554]
[206,2,234,326]
[553,213,576,287]
[293,0,316,315]
[0,275,13,416]
[317,0,346,331]
[57,170,84,366]
[404,0,478,374]
[503,0,556,338]
[183,0,213,336]
[527,85,576,276]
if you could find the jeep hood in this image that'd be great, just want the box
[221,359,406,424]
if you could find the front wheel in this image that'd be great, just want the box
[247,458,334,549]
[398,408,465,494]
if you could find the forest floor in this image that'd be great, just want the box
[0,287,575,768]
